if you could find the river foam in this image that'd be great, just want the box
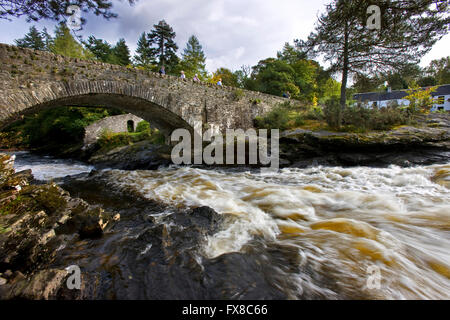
[96,164,450,299]
[11,151,94,180]
[11,151,450,299]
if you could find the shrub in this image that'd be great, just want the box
[136,120,151,133]
[322,96,407,131]
[98,130,132,150]
[149,130,166,145]
[323,96,342,128]
[364,106,408,130]
[303,105,324,120]
[97,126,165,152]
[254,106,290,130]
[232,89,245,101]
[4,107,123,150]
[404,84,437,115]
[291,114,305,127]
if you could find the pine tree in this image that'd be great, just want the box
[41,27,52,51]
[300,0,449,119]
[148,20,179,72]
[277,42,306,65]
[109,38,131,66]
[85,36,112,62]
[134,32,154,68]
[49,23,93,59]
[180,35,207,79]
[14,26,45,50]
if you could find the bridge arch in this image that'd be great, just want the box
[0,80,194,137]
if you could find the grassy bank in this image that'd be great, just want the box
[96,121,165,153]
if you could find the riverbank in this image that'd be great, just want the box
[0,153,120,298]
[280,114,450,167]
[86,114,450,170]
[2,112,449,170]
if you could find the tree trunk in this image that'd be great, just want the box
[160,37,165,66]
[339,22,350,127]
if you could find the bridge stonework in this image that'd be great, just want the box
[0,43,288,137]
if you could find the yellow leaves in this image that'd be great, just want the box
[312,95,318,107]
[404,83,438,114]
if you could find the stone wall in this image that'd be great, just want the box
[83,113,144,147]
[0,43,295,137]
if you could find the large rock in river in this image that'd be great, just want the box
[88,140,172,170]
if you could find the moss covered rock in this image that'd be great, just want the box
[0,153,119,299]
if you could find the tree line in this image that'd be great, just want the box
[13,20,208,76]
[11,0,449,110]
[14,21,345,104]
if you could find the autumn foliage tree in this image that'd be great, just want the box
[404,84,438,115]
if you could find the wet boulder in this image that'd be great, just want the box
[0,153,120,299]
[88,140,172,170]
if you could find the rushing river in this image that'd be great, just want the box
[11,151,94,180]
[11,152,450,299]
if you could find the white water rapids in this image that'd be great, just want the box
[12,152,450,299]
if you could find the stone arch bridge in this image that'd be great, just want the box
[0,43,289,139]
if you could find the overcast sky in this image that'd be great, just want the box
[0,0,448,73]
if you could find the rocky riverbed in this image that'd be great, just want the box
[0,153,301,299]
[0,153,121,299]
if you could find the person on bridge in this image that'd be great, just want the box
[282,91,291,99]
[180,71,186,80]
[159,66,166,76]
[193,74,200,82]
[217,78,223,86]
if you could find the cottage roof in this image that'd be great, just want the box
[353,84,450,102]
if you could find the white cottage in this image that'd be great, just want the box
[353,84,450,111]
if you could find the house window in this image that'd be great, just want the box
[437,96,445,105]
[372,101,378,108]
